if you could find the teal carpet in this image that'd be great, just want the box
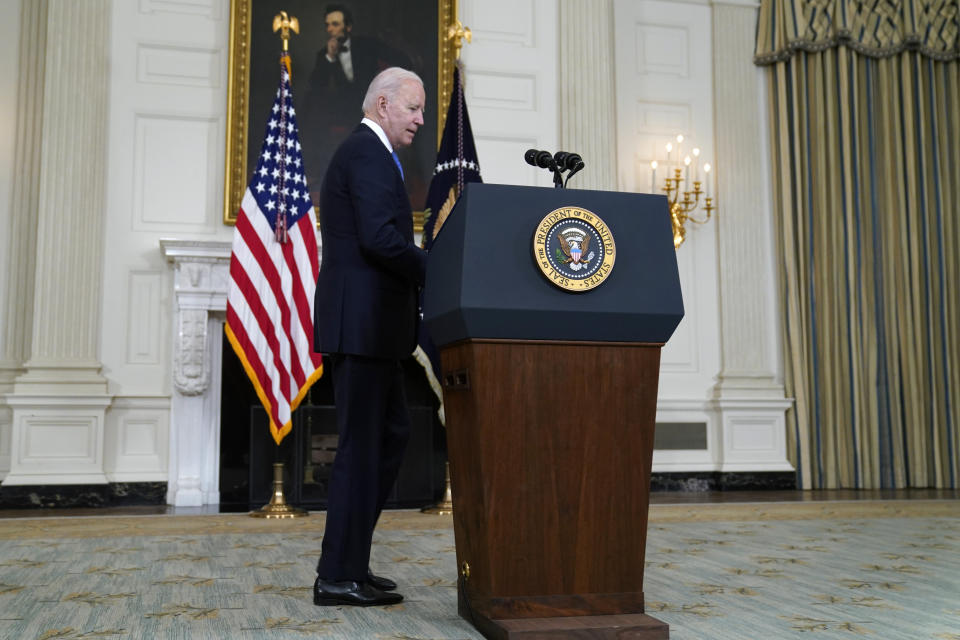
[0,501,957,639]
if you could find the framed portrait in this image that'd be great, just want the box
[224,0,457,226]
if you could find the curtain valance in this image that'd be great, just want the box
[755,0,959,64]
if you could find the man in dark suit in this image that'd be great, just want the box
[312,67,428,607]
[302,4,412,190]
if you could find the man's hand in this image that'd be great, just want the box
[326,35,342,59]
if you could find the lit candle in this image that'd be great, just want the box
[683,155,691,188]
[665,142,673,170]
[692,147,701,185]
[703,163,712,199]
[676,134,684,168]
[650,160,658,192]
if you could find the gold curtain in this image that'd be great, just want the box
[756,1,959,489]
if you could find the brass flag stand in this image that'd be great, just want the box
[421,463,454,515]
[250,462,308,519]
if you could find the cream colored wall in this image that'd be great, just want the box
[0,0,790,490]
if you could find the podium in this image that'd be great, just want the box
[423,184,683,639]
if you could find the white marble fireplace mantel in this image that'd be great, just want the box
[160,239,232,506]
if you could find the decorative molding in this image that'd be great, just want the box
[160,239,229,505]
[0,0,46,379]
[635,24,690,77]
[173,308,211,395]
[462,0,535,47]
[138,0,220,19]
[161,241,230,396]
[27,0,110,367]
[634,102,691,136]
[2,394,112,485]
[558,0,617,190]
[127,272,164,365]
[716,398,794,472]
[712,2,779,381]
[136,44,221,88]
[467,71,537,111]
[104,396,170,482]
[3,1,115,488]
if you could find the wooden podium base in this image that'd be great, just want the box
[443,340,670,640]
[472,611,669,639]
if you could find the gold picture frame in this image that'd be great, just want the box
[223,0,457,228]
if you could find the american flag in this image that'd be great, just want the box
[225,54,323,445]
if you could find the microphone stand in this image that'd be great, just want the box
[553,167,564,189]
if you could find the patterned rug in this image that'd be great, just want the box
[0,501,957,639]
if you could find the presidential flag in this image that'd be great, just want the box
[416,63,482,420]
[225,53,323,445]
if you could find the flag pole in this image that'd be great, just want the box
[421,3,474,518]
[248,11,308,519]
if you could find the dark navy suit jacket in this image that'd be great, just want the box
[314,123,427,359]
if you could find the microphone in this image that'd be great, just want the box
[525,148,556,170]
[562,153,584,187]
[534,150,556,170]
[524,148,578,188]
[554,152,583,173]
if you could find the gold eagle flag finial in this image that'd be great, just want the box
[272,11,300,52]
[447,20,472,60]
[447,0,471,60]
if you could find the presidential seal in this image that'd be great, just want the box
[532,206,615,292]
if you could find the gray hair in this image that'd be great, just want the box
[361,67,424,115]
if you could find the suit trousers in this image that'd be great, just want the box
[317,354,411,581]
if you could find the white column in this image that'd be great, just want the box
[0,0,45,480]
[558,0,617,191]
[161,240,231,506]
[710,1,792,471]
[3,0,113,485]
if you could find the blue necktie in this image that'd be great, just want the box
[391,151,404,181]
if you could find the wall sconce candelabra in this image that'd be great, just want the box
[649,134,716,249]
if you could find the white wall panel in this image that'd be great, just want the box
[126,271,164,365]
[132,114,220,229]
[468,72,538,111]
[19,415,102,468]
[137,44,221,88]
[105,397,169,481]
[460,0,558,189]
[466,0,536,47]
[139,0,220,19]
[635,24,690,76]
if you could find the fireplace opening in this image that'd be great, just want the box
[218,334,447,512]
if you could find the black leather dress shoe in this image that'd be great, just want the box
[313,577,403,607]
[366,569,397,591]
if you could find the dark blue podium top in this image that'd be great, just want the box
[423,183,684,346]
